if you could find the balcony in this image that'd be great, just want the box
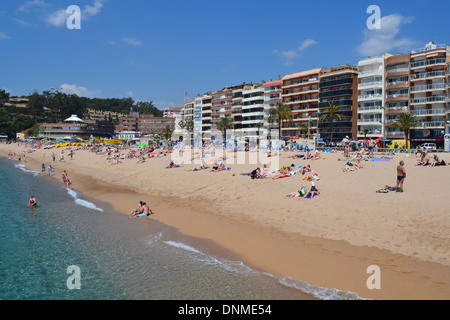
[358,93,383,101]
[386,66,409,74]
[386,106,408,112]
[386,93,409,99]
[319,100,353,108]
[411,44,447,54]
[411,71,446,81]
[358,105,383,113]
[418,122,445,128]
[410,58,446,69]
[410,96,446,105]
[319,77,353,88]
[319,89,353,98]
[357,120,383,126]
[358,67,384,78]
[410,83,446,93]
[386,80,409,87]
[359,81,383,89]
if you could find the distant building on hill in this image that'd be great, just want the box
[39,114,115,139]
[115,111,175,136]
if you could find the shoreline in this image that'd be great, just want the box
[1,143,449,299]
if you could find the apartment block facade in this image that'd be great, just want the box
[281,68,324,138]
[409,43,449,146]
[263,78,282,133]
[318,64,359,142]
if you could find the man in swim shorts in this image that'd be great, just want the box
[396,160,406,192]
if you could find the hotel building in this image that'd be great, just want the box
[241,83,265,138]
[211,87,233,131]
[384,54,411,140]
[116,112,175,136]
[263,78,283,134]
[318,64,359,142]
[357,54,390,140]
[281,68,324,138]
[409,42,449,146]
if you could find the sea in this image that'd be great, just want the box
[0,155,363,300]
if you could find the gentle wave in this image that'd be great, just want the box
[14,164,39,176]
[67,189,103,212]
[157,237,368,300]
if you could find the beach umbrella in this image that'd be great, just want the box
[139,143,147,147]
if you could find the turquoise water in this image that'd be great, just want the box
[0,156,362,300]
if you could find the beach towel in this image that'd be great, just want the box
[306,194,317,199]
[376,189,389,193]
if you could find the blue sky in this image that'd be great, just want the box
[1,0,448,109]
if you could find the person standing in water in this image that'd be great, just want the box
[28,195,37,208]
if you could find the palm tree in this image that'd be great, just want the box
[392,112,418,149]
[161,126,173,140]
[360,128,372,142]
[216,116,234,143]
[319,102,345,143]
[268,102,293,139]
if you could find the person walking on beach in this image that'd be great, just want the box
[48,165,53,176]
[342,136,350,157]
[367,138,375,159]
[396,161,406,193]
[62,170,71,188]
[41,164,46,175]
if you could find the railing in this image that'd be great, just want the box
[386,66,409,74]
[386,93,409,99]
[386,81,409,87]
[359,81,383,88]
[319,89,353,98]
[411,44,447,54]
[411,71,446,80]
[410,83,446,92]
[319,77,354,88]
[411,58,446,68]
[358,105,383,111]
[410,96,446,104]
[419,122,445,127]
[358,94,383,100]
[386,106,408,111]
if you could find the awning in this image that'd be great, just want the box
[426,53,439,58]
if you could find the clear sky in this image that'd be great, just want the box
[1,0,448,109]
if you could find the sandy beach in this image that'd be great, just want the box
[1,142,449,300]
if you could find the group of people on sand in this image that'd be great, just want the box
[342,159,365,172]
[414,149,446,167]
[128,201,154,219]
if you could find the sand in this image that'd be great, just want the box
[1,142,449,300]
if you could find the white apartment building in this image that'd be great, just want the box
[241,84,265,138]
[357,54,390,139]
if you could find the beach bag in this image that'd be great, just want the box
[440,160,446,166]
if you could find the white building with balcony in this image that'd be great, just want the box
[357,55,390,139]
[242,84,265,138]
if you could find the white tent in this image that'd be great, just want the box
[64,115,84,122]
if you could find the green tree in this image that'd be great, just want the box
[268,102,293,139]
[392,112,418,149]
[319,102,345,142]
[216,116,234,142]
[161,126,173,139]
[182,119,195,133]
[0,89,10,107]
[360,129,372,142]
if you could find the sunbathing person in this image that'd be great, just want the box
[303,181,320,198]
[430,154,440,167]
[417,151,430,166]
[301,165,311,175]
[128,201,144,218]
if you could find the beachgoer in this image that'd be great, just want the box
[304,181,320,198]
[342,136,351,157]
[62,170,71,188]
[28,195,37,208]
[41,164,46,175]
[128,201,144,218]
[48,165,53,176]
[396,161,406,192]
[367,138,375,158]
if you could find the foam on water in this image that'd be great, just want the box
[14,164,39,176]
[67,188,103,212]
[153,236,368,300]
